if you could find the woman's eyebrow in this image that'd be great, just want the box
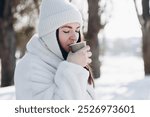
[61,26,80,29]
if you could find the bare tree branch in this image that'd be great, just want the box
[133,0,144,26]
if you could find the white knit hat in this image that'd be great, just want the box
[38,0,83,37]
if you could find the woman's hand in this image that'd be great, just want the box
[67,45,92,67]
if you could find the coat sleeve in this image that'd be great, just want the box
[31,61,90,100]
[54,61,89,99]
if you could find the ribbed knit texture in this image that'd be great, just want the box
[38,0,83,37]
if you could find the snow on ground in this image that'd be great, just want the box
[95,55,150,100]
[0,86,15,100]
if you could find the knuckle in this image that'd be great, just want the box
[89,52,92,56]
[89,59,92,63]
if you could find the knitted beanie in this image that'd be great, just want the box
[38,0,83,37]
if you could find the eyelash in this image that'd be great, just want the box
[63,31,69,33]
[63,31,80,33]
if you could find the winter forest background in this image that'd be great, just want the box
[0,0,150,99]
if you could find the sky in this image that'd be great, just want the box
[73,0,142,40]
[104,0,142,39]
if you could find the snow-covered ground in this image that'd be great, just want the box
[95,55,150,100]
[0,86,15,100]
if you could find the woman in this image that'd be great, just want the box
[14,0,95,100]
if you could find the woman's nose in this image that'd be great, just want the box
[70,31,78,41]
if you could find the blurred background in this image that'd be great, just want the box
[0,0,150,99]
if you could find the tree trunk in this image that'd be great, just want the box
[0,0,16,87]
[134,0,150,75]
[142,21,150,74]
[86,0,101,78]
[141,0,150,75]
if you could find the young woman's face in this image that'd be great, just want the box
[58,22,80,52]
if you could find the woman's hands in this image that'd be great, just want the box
[67,45,92,67]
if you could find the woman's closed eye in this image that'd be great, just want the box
[63,30,80,34]
[63,30,70,33]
